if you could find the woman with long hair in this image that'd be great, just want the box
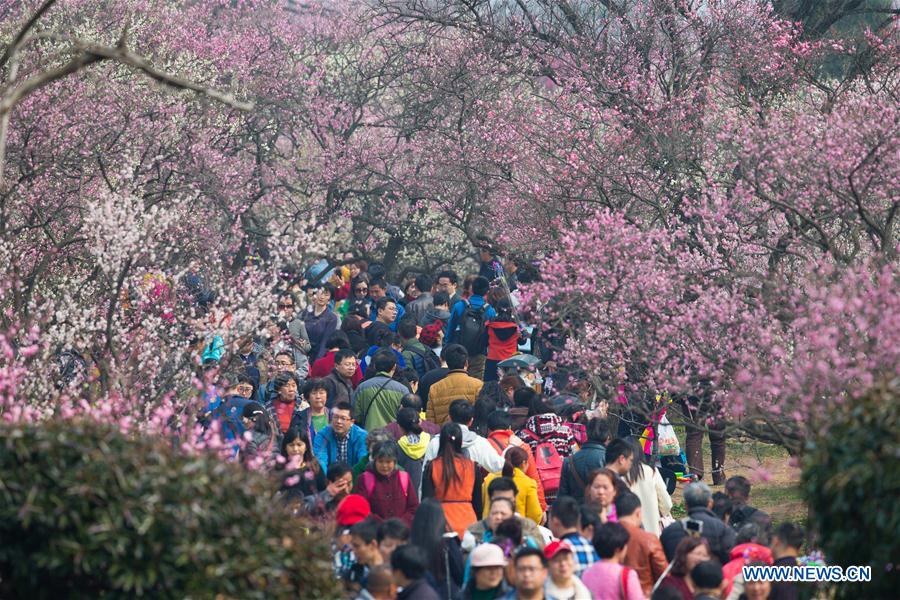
[422,423,484,538]
[584,468,628,523]
[480,446,543,525]
[278,426,326,500]
[471,388,499,437]
[410,498,465,600]
[394,407,431,494]
[622,437,673,535]
[655,537,713,600]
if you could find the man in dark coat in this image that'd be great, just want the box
[558,418,610,503]
[661,482,736,564]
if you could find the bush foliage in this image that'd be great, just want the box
[802,379,900,599]
[0,419,339,599]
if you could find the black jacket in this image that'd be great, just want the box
[558,442,607,502]
[660,507,736,564]
[418,367,449,411]
[398,578,440,600]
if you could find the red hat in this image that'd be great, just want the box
[335,494,371,527]
[543,540,574,561]
[419,321,444,348]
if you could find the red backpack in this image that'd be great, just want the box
[533,441,563,498]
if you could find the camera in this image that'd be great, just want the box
[684,518,703,537]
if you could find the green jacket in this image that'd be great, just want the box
[351,373,410,431]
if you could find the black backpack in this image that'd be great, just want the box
[457,302,487,354]
[406,344,441,377]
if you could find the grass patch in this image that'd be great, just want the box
[665,425,806,526]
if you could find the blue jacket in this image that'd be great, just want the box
[204,394,252,457]
[313,423,368,475]
[446,295,497,350]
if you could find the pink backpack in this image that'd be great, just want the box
[361,470,410,497]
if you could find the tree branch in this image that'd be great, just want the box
[0,40,254,118]
[0,0,59,72]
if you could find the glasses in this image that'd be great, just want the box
[355,287,368,293]
[278,303,293,309]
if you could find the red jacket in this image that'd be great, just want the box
[353,466,420,526]
[485,320,520,361]
[309,351,363,386]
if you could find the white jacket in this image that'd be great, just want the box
[628,463,673,535]
[424,424,505,473]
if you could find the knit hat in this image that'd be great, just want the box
[419,321,444,348]
[335,494,371,527]
[470,543,508,567]
[543,540,574,561]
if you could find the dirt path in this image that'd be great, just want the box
[671,438,806,525]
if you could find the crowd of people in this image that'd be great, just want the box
[197,255,806,599]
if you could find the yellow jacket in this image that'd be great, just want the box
[482,467,543,526]
[426,370,483,425]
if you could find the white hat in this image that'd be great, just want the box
[470,543,508,567]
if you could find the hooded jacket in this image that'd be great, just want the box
[419,306,451,330]
[385,419,441,440]
[397,432,431,494]
[481,467,543,525]
[424,424,504,474]
[485,320,521,361]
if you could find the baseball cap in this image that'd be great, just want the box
[470,543,508,567]
[335,494,371,527]
[543,540,574,561]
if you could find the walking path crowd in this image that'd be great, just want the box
[196,253,806,600]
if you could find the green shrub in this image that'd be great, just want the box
[802,379,900,599]
[0,419,339,599]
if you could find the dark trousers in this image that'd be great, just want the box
[680,398,727,485]
[483,358,500,382]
